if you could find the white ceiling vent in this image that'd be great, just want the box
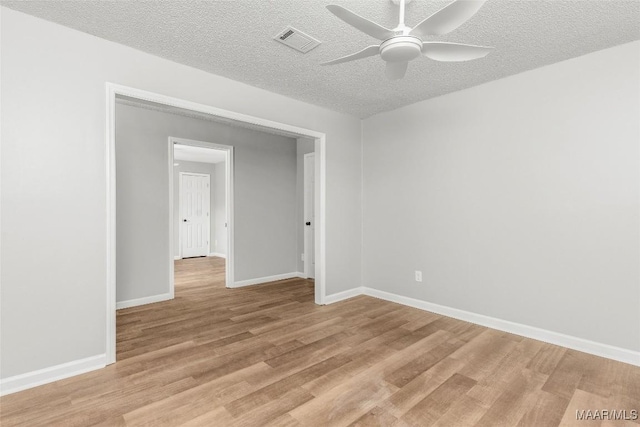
[273,26,321,54]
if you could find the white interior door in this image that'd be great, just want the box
[180,173,210,258]
[304,153,315,279]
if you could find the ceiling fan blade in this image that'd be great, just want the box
[321,45,380,66]
[410,0,487,37]
[422,42,492,61]
[326,5,395,40]
[385,61,408,80]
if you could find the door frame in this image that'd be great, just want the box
[171,137,234,290]
[303,152,315,279]
[178,171,211,259]
[106,83,327,364]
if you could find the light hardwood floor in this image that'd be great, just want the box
[1,256,638,426]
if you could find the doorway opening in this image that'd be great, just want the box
[170,138,233,289]
[106,83,326,364]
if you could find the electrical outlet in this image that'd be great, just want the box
[415,271,423,282]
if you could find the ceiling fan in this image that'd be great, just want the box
[321,0,493,80]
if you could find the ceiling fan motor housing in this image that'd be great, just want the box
[379,36,422,62]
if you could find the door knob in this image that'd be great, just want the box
[305,222,311,226]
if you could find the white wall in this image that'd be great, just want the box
[172,160,219,259]
[0,7,362,380]
[362,41,640,352]
[116,102,297,302]
[296,138,315,273]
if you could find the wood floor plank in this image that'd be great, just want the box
[1,256,637,427]
[401,373,477,427]
[263,413,303,427]
[178,406,235,427]
[558,389,610,427]
[348,406,402,427]
[430,394,487,427]
[384,339,466,388]
[231,387,314,427]
[526,343,568,375]
[474,368,548,427]
[382,356,465,419]
[516,389,569,427]
[224,355,352,417]
[122,379,252,426]
[605,394,640,426]
[466,337,546,407]
[289,330,452,426]
[453,330,520,381]
[542,350,593,400]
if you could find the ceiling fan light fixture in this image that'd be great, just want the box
[379,36,422,62]
[323,0,492,80]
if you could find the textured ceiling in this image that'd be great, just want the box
[4,0,639,118]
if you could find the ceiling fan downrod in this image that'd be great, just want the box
[382,0,422,64]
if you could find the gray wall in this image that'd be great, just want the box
[362,41,640,352]
[115,106,170,303]
[172,159,221,259]
[1,8,362,380]
[296,138,315,273]
[116,102,297,303]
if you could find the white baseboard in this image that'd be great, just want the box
[174,256,181,260]
[116,292,173,310]
[0,354,106,396]
[362,287,640,367]
[296,272,307,279]
[231,272,302,288]
[324,287,364,305]
[208,252,226,258]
